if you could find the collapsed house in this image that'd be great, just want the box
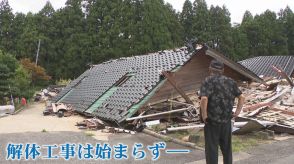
[52,45,263,127]
[239,56,294,78]
[236,55,294,134]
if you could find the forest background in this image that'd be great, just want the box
[0,0,293,100]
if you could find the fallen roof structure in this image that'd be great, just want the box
[52,45,263,124]
[239,56,294,78]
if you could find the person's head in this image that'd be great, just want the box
[209,59,224,75]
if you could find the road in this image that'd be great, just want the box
[0,132,204,163]
[1,102,294,163]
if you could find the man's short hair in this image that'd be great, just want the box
[209,59,224,71]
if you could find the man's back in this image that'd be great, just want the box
[200,75,241,124]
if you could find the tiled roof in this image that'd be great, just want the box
[239,56,294,78]
[53,47,194,122]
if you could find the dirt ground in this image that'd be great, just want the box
[0,102,110,141]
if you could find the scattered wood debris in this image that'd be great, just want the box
[76,118,105,130]
[102,126,136,135]
[34,85,64,102]
[131,76,294,136]
[43,102,75,117]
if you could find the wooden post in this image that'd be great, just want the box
[162,71,194,105]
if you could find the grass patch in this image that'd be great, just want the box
[149,124,167,132]
[167,129,272,152]
[167,130,189,139]
[163,137,173,142]
[85,132,95,137]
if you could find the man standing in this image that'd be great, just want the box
[200,60,245,164]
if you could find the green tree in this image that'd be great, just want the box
[52,0,89,78]
[0,50,18,103]
[16,12,40,59]
[10,65,33,98]
[0,0,14,53]
[255,10,288,56]
[180,0,194,39]
[241,10,254,25]
[11,13,26,56]
[231,25,249,60]
[191,0,210,42]
[209,5,233,57]
[279,6,294,55]
[0,64,11,103]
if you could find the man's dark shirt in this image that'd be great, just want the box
[200,74,242,124]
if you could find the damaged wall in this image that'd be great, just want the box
[147,49,252,104]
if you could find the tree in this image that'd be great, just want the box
[35,1,56,76]
[279,6,294,55]
[0,64,11,104]
[11,13,26,56]
[180,0,194,39]
[191,0,210,42]
[0,0,14,53]
[241,10,254,25]
[231,26,249,60]
[20,58,51,85]
[254,10,288,56]
[50,0,90,79]
[16,12,40,59]
[209,5,233,57]
[10,65,33,98]
[0,50,18,103]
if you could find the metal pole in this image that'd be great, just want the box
[35,39,41,65]
[8,85,14,107]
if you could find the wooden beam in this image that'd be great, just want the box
[126,107,191,121]
[166,122,249,131]
[167,124,205,131]
[167,99,194,107]
[162,71,194,105]
[272,65,294,87]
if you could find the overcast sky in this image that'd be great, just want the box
[8,0,294,24]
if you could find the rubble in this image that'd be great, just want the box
[34,85,64,102]
[76,118,105,130]
[75,118,136,134]
[129,76,294,137]
[43,102,74,117]
[102,127,136,134]
[45,75,293,139]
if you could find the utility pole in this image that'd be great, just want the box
[35,39,41,65]
[8,85,14,107]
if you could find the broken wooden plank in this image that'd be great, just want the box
[264,88,289,103]
[167,124,205,131]
[167,99,195,107]
[243,102,273,112]
[272,65,294,87]
[280,101,294,107]
[126,107,191,121]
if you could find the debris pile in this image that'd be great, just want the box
[76,118,105,130]
[34,85,64,102]
[237,77,294,133]
[128,77,294,136]
[43,102,75,117]
[76,118,136,134]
